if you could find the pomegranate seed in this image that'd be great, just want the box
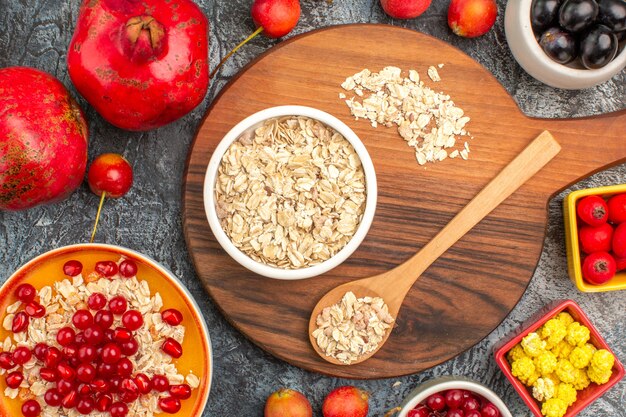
[72,309,93,330]
[97,362,116,378]
[33,343,49,361]
[57,362,76,381]
[57,379,75,395]
[91,378,110,393]
[120,377,138,394]
[76,396,95,414]
[103,329,115,344]
[12,312,29,333]
[44,388,62,406]
[44,347,62,368]
[94,310,114,329]
[121,310,143,331]
[13,346,32,365]
[152,374,170,392]
[21,399,41,417]
[161,338,182,358]
[56,327,75,346]
[77,345,97,362]
[96,393,113,412]
[74,332,86,345]
[110,402,129,417]
[101,343,122,364]
[24,301,46,318]
[62,389,78,409]
[77,382,92,395]
[6,371,24,388]
[76,363,96,382]
[95,260,118,277]
[0,352,14,370]
[87,293,107,310]
[62,344,78,360]
[120,338,139,356]
[119,389,139,403]
[63,260,83,276]
[39,367,59,382]
[15,283,36,303]
[113,327,132,343]
[169,383,192,399]
[159,396,181,414]
[109,376,122,393]
[109,296,127,315]
[118,260,138,277]
[161,309,183,326]
[117,358,133,377]
[83,325,105,345]
[134,373,152,394]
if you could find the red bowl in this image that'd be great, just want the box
[494,299,624,417]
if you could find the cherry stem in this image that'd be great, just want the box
[90,192,107,244]
[383,407,401,417]
[209,26,264,79]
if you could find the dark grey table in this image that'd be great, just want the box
[1,1,625,416]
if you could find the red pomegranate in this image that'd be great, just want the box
[0,67,88,211]
[67,0,209,131]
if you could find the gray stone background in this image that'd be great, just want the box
[1,0,624,415]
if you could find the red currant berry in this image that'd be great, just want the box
[87,293,107,310]
[95,260,118,277]
[72,309,93,330]
[21,399,41,417]
[119,260,138,277]
[57,327,76,346]
[39,367,59,382]
[6,371,24,388]
[161,338,182,358]
[32,343,48,361]
[63,260,83,277]
[161,308,183,326]
[169,383,192,399]
[117,358,133,377]
[24,301,46,318]
[76,363,96,383]
[44,388,62,407]
[94,310,114,329]
[152,375,170,392]
[101,343,122,364]
[12,312,29,333]
[134,373,152,394]
[0,352,15,369]
[110,402,129,417]
[109,296,128,315]
[121,310,143,331]
[44,347,62,368]
[12,346,32,365]
[15,283,36,303]
[76,396,95,414]
[96,393,113,412]
[158,396,181,414]
[83,325,105,345]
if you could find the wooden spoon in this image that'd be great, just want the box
[308,131,561,366]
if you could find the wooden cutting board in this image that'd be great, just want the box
[182,24,626,379]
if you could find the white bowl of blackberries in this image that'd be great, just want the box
[505,0,626,89]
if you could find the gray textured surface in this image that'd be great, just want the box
[1,0,625,416]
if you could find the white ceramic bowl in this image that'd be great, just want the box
[203,105,377,280]
[505,0,626,89]
[398,376,513,417]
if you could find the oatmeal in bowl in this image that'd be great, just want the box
[0,244,212,417]
[203,106,377,280]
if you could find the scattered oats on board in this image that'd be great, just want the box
[311,291,394,365]
[340,66,472,166]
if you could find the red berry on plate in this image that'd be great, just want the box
[39,367,59,382]
[63,260,83,277]
[44,347,62,368]
[6,371,24,388]
[582,251,617,284]
[24,301,46,318]
[77,382,92,395]
[57,379,75,395]
[15,283,36,303]
[608,194,626,223]
[119,388,139,403]
[101,343,122,364]
[446,389,465,409]
[448,0,497,37]
[76,363,96,382]
[481,403,500,417]
[0,352,14,369]
[57,327,76,346]
[110,402,129,417]
[113,327,132,343]
[87,293,107,310]
[463,396,481,412]
[76,396,95,414]
[251,0,301,39]
[120,338,139,356]
[118,259,138,277]
[117,358,133,377]
[61,389,79,409]
[88,154,133,198]
[426,393,446,411]
[448,410,465,417]
[408,406,429,417]
[152,374,170,392]
[122,310,143,331]
[577,195,609,226]
[33,343,49,361]
[579,223,613,253]
[72,309,94,330]
[83,325,105,345]
[109,296,128,315]
[94,310,114,329]
[97,362,116,378]
[44,388,62,406]
[57,362,76,381]
[95,260,118,277]
[169,383,192,399]
[21,399,41,417]
[96,393,113,412]
[12,346,32,365]
[162,308,183,326]
[161,338,183,358]
[466,411,482,417]
[159,396,182,414]
[135,373,152,394]
[12,312,29,333]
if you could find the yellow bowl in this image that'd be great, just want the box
[564,184,626,292]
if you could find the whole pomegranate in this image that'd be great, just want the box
[0,67,88,211]
[67,0,209,131]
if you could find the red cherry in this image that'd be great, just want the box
[12,346,32,365]
[94,310,114,329]
[12,312,29,333]
[0,352,15,369]
[109,296,128,315]
[95,260,118,277]
[120,338,139,356]
[159,396,182,414]
[77,396,95,414]
[33,343,49,361]
[83,325,105,345]
[63,260,83,276]
[152,374,170,392]
[134,373,152,394]
[44,347,62,368]
[161,309,183,326]
[122,310,143,331]
[57,327,76,346]
[481,403,500,417]
[76,363,96,382]
[87,293,107,310]
[72,309,93,330]
[24,301,46,318]
[15,283,36,303]
[169,383,192,399]
[119,260,138,277]
[77,382,92,395]
[110,402,129,417]
[101,343,122,364]
[57,362,76,381]
[117,358,133,377]
[61,389,79,409]
[21,399,41,417]
[88,153,133,198]
[44,388,62,406]
[6,371,24,388]
[39,367,59,382]
[250,0,301,38]
[96,393,113,412]
[57,379,75,395]
[97,362,116,378]
[426,393,446,411]
[161,338,182,358]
